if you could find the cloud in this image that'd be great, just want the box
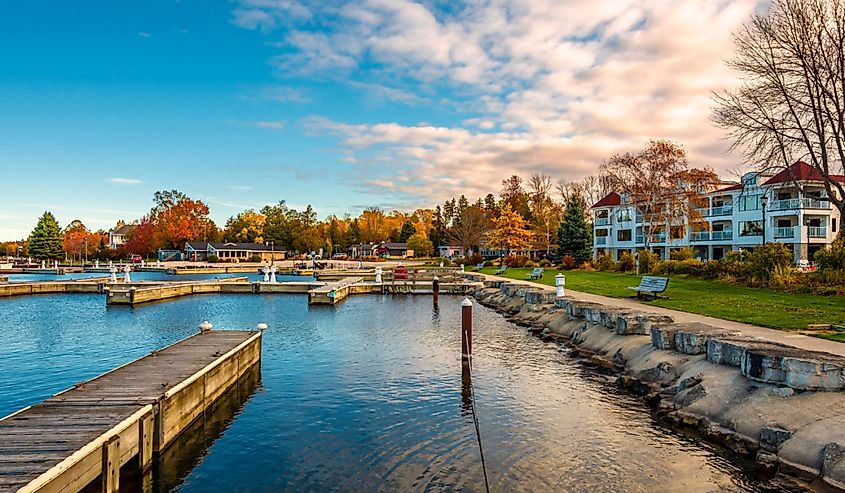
[137,32,151,38]
[234,0,769,207]
[227,185,254,191]
[251,85,311,103]
[108,177,143,185]
[225,119,286,129]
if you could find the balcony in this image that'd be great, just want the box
[711,230,733,241]
[768,197,832,211]
[691,231,710,241]
[809,226,827,238]
[694,207,710,218]
[774,226,796,239]
[595,217,610,226]
[710,205,733,216]
[596,236,608,245]
[636,235,644,244]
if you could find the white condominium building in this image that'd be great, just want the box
[591,161,842,262]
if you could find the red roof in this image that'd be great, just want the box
[763,160,845,185]
[716,183,743,192]
[592,192,621,208]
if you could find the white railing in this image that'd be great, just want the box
[595,217,610,226]
[769,198,800,211]
[769,197,831,211]
[711,230,733,241]
[809,226,827,238]
[803,198,831,209]
[774,226,796,239]
[710,205,733,216]
[596,236,608,245]
[691,231,710,241]
[694,207,710,218]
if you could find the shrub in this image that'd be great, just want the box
[249,254,262,263]
[595,254,614,271]
[483,260,493,267]
[652,260,677,276]
[207,254,219,263]
[559,255,577,270]
[616,252,635,272]
[505,255,530,268]
[675,258,705,276]
[538,259,553,267]
[670,247,695,261]
[746,243,793,282]
[815,233,845,271]
[768,264,798,290]
[636,250,660,274]
[524,260,538,268]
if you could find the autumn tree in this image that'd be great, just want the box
[528,173,562,255]
[714,0,845,221]
[62,220,99,261]
[122,219,156,257]
[449,205,489,255]
[406,232,434,257]
[153,193,215,249]
[485,203,534,253]
[224,210,265,243]
[27,212,63,260]
[500,175,531,220]
[600,140,720,248]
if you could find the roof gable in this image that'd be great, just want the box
[763,160,845,185]
[591,192,621,208]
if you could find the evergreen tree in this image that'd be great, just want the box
[399,220,416,242]
[27,211,64,260]
[557,195,593,263]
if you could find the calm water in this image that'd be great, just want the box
[5,271,276,283]
[0,293,797,492]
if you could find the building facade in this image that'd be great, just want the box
[591,161,842,263]
[108,222,137,250]
[185,242,286,262]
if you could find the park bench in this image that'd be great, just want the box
[475,262,485,271]
[528,267,544,280]
[494,265,507,275]
[628,276,670,300]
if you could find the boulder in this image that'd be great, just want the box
[741,346,845,391]
[673,323,740,355]
[760,426,791,452]
[524,290,556,304]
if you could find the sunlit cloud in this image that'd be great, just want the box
[108,177,143,185]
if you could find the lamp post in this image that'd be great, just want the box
[265,239,275,266]
[760,195,768,245]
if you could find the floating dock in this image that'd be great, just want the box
[0,330,261,493]
[106,277,250,305]
[307,277,363,305]
[0,278,112,298]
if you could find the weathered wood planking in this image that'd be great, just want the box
[0,279,112,299]
[307,277,363,305]
[105,277,249,305]
[0,330,261,493]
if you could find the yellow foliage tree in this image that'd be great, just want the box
[485,203,533,253]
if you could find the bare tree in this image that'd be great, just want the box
[449,205,489,255]
[528,174,561,254]
[556,175,613,206]
[600,140,721,249]
[713,0,845,219]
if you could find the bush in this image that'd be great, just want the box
[670,247,695,261]
[616,252,635,272]
[504,255,530,268]
[524,260,538,268]
[538,259,553,267]
[559,255,577,270]
[652,260,677,276]
[594,254,614,271]
[815,233,845,271]
[249,254,262,263]
[483,260,493,267]
[746,243,793,282]
[636,250,660,274]
[207,255,219,263]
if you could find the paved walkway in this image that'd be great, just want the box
[478,272,845,358]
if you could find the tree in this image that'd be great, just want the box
[483,193,498,216]
[449,205,489,254]
[122,219,156,257]
[153,194,215,249]
[500,175,531,220]
[600,140,720,248]
[713,0,845,221]
[63,220,99,261]
[558,195,593,263]
[398,220,416,242]
[262,201,295,249]
[224,210,265,243]
[406,232,434,257]
[27,212,63,260]
[528,173,562,255]
[485,203,534,253]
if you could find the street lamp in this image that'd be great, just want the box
[265,239,276,266]
[760,195,768,245]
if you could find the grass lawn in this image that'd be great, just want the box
[479,267,845,331]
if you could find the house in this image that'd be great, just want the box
[438,244,464,258]
[349,243,377,259]
[108,222,137,250]
[185,242,286,262]
[349,242,413,259]
[591,160,843,263]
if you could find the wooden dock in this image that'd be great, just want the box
[307,277,363,305]
[0,278,112,298]
[163,266,259,275]
[106,277,249,306]
[0,330,261,493]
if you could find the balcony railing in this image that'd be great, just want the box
[636,235,644,244]
[804,198,831,209]
[768,197,831,211]
[595,217,610,226]
[694,207,710,218]
[774,226,796,239]
[691,231,710,241]
[809,226,827,238]
[596,236,608,245]
[710,205,733,216]
[711,230,733,241]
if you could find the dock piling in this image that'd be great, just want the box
[432,276,439,309]
[461,298,473,365]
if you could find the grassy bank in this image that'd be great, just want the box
[479,267,845,331]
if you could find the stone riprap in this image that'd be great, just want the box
[472,282,845,490]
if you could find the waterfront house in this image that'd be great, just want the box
[438,244,464,258]
[591,161,843,263]
[108,222,137,250]
[185,242,286,262]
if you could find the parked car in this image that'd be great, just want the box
[131,254,143,264]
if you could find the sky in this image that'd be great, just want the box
[0,0,770,240]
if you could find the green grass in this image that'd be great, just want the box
[480,267,845,331]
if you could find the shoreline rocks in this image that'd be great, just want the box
[472,281,845,490]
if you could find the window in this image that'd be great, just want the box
[740,221,763,236]
[738,194,762,212]
[595,229,609,237]
[834,218,838,233]
[616,208,632,222]
[617,229,632,241]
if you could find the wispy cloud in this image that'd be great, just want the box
[225,119,286,130]
[109,177,143,185]
[249,85,311,104]
[226,185,254,191]
[137,31,151,38]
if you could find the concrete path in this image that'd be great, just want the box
[478,272,845,358]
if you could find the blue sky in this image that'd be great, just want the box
[0,0,764,240]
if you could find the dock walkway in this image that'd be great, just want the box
[308,277,363,305]
[0,330,261,493]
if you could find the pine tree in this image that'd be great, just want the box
[399,220,416,242]
[28,211,64,260]
[557,195,593,263]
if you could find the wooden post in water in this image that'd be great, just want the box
[461,297,472,365]
[432,276,439,309]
